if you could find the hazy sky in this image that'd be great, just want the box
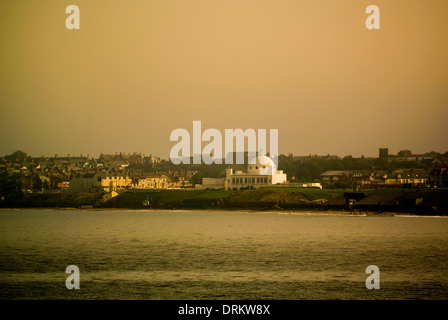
[1,0,447,159]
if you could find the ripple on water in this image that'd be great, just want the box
[1,209,447,299]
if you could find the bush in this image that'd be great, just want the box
[334,181,349,189]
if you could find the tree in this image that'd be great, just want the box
[190,172,205,187]
[397,150,412,157]
[334,181,348,190]
[373,158,391,170]
[425,151,441,159]
[31,174,42,191]
[5,150,29,162]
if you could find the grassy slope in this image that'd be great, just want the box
[4,188,446,211]
[115,188,344,207]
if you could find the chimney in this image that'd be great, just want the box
[55,154,58,158]
[67,154,70,158]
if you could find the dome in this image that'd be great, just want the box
[246,155,277,175]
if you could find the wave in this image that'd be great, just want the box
[394,215,448,219]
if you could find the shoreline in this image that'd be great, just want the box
[0,207,436,217]
[2,187,447,216]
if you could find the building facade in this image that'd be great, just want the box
[197,155,287,190]
[69,173,132,193]
[133,176,168,189]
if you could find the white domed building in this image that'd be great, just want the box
[224,155,287,189]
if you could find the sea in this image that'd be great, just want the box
[1,209,447,300]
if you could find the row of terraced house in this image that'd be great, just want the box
[0,152,196,194]
[320,167,448,188]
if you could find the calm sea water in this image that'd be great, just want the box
[1,209,447,300]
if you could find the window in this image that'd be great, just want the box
[232,178,235,183]
[256,166,258,169]
[264,178,267,183]
[245,178,247,183]
[257,178,260,183]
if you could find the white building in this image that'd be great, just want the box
[196,155,287,190]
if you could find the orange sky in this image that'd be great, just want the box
[1,0,447,159]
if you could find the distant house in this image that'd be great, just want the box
[320,171,351,185]
[405,154,434,162]
[320,169,429,188]
[68,174,96,193]
[98,152,156,167]
[57,181,70,190]
[173,173,193,188]
[350,170,373,186]
[98,153,129,168]
[199,178,224,189]
[144,154,161,166]
[38,175,51,188]
[384,169,428,185]
[97,174,132,192]
[428,166,448,187]
[69,173,132,193]
[133,176,168,189]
